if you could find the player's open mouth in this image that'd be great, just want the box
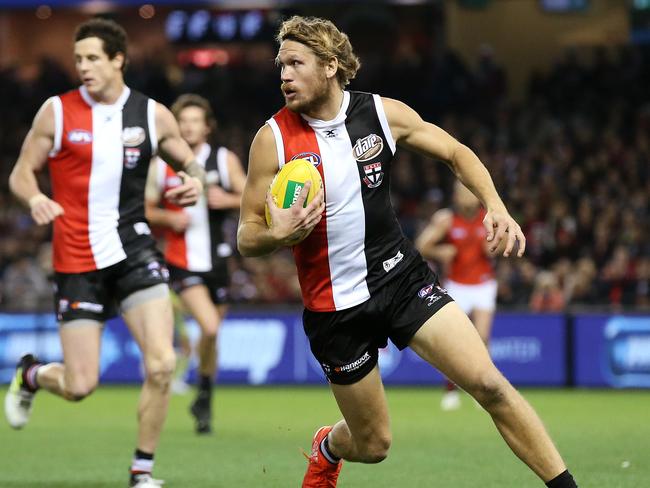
[283,88,297,99]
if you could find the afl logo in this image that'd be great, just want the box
[418,284,434,298]
[67,129,92,144]
[353,134,383,162]
[122,126,146,147]
[290,152,321,167]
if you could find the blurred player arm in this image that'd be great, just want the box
[415,209,456,264]
[9,98,64,225]
[206,150,246,210]
[237,124,323,257]
[154,102,204,207]
[382,97,525,257]
[144,159,190,233]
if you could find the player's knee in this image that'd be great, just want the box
[201,325,218,341]
[470,371,509,409]
[145,352,176,388]
[65,378,98,401]
[360,432,391,463]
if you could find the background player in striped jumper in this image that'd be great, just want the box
[5,19,204,488]
[237,15,578,488]
[416,180,499,411]
[145,94,245,434]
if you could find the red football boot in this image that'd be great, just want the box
[302,426,343,488]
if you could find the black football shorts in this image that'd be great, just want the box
[54,246,169,322]
[303,258,454,385]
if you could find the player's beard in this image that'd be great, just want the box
[285,76,329,115]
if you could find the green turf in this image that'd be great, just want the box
[1,386,648,487]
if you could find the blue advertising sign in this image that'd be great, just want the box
[1,312,568,386]
[574,315,650,388]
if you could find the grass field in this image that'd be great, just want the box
[1,386,648,487]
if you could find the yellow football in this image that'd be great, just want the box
[265,158,323,243]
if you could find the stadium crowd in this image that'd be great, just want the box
[0,39,648,312]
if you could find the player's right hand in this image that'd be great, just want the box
[266,181,325,246]
[29,193,64,225]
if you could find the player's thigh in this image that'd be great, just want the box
[330,366,391,443]
[408,302,501,393]
[60,320,102,387]
[179,284,221,336]
[121,284,174,361]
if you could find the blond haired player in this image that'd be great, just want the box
[237,15,577,488]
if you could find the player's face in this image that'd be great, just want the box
[277,40,329,113]
[177,106,210,147]
[74,37,124,96]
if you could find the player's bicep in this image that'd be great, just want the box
[240,125,279,225]
[226,152,246,196]
[16,101,56,172]
[382,97,461,163]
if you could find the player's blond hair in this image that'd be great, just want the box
[277,16,360,88]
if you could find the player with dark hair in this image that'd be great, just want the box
[5,18,204,488]
[146,93,245,434]
[237,15,578,488]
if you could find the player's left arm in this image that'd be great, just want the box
[154,102,204,207]
[206,150,246,210]
[382,97,525,257]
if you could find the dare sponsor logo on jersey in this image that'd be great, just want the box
[363,162,384,188]
[67,129,92,144]
[290,152,321,167]
[122,126,146,147]
[353,133,383,162]
[124,147,141,169]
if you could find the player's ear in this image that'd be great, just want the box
[112,52,125,71]
[324,57,338,80]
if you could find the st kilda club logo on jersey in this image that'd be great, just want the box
[290,152,321,167]
[124,148,141,169]
[363,162,384,188]
[122,127,145,169]
[354,134,385,188]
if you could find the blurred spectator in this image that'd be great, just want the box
[530,271,565,313]
[1,253,50,311]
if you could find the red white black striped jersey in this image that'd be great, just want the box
[268,91,419,312]
[47,86,157,273]
[154,143,233,272]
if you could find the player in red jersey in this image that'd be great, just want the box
[146,94,245,434]
[5,19,203,488]
[237,16,577,488]
[416,181,498,410]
